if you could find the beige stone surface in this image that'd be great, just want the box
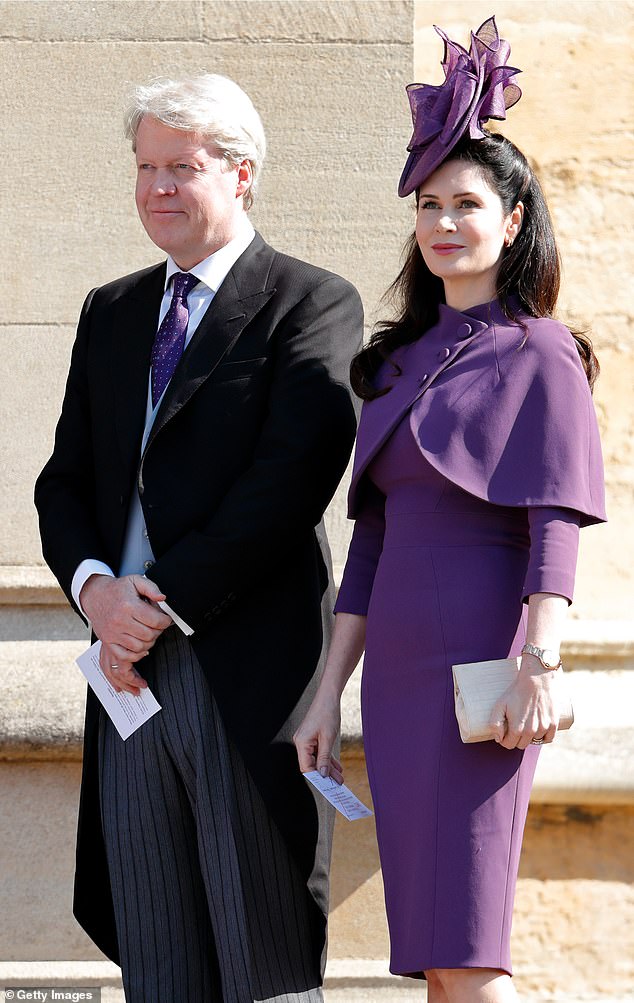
[200,0,413,42]
[1,0,412,44]
[0,1,203,39]
[515,804,634,994]
[0,603,85,643]
[0,761,100,960]
[0,641,86,757]
[328,757,388,961]
[0,327,76,566]
[0,566,65,605]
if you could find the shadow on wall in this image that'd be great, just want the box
[520,803,634,881]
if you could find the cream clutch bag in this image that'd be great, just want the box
[452,657,574,744]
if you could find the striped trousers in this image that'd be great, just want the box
[98,629,325,1003]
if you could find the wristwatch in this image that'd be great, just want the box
[521,643,562,670]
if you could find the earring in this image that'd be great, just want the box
[505,236,514,248]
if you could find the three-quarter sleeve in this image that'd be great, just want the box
[522,506,581,604]
[334,481,386,616]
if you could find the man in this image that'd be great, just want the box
[35,74,362,1003]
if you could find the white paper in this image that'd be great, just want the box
[303,770,373,821]
[76,640,162,740]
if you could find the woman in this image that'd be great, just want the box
[293,17,605,1003]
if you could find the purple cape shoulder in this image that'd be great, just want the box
[349,303,606,528]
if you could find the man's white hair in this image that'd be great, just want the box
[125,74,266,210]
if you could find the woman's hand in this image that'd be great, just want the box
[293,611,367,784]
[491,591,568,750]
[490,658,559,749]
[293,692,343,784]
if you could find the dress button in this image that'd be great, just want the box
[143,560,154,571]
[457,323,472,339]
[418,373,429,387]
[143,528,149,540]
[437,347,451,361]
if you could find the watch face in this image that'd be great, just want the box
[541,649,559,667]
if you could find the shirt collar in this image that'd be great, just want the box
[164,216,255,294]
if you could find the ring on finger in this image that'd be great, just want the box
[531,737,545,745]
[110,664,120,671]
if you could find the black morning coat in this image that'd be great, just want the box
[34,232,363,968]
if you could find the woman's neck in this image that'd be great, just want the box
[443,277,497,313]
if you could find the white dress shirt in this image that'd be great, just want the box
[71,218,256,634]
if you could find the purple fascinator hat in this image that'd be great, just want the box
[398,16,522,198]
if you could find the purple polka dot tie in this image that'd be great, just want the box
[151,271,199,408]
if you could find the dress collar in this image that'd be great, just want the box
[438,295,523,328]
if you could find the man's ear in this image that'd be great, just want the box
[236,160,253,200]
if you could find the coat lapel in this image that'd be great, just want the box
[144,234,276,453]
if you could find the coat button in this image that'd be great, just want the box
[457,323,472,339]
[437,347,451,361]
[143,560,154,571]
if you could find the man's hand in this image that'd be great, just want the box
[99,639,148,697]
[80,573,173,667]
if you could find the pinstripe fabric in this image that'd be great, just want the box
[98,629,324,1003]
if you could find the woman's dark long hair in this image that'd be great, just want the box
[351,132,599,399]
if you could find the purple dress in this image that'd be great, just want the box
[336,301,605,976]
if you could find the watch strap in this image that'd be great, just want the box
[521,643,562,670]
